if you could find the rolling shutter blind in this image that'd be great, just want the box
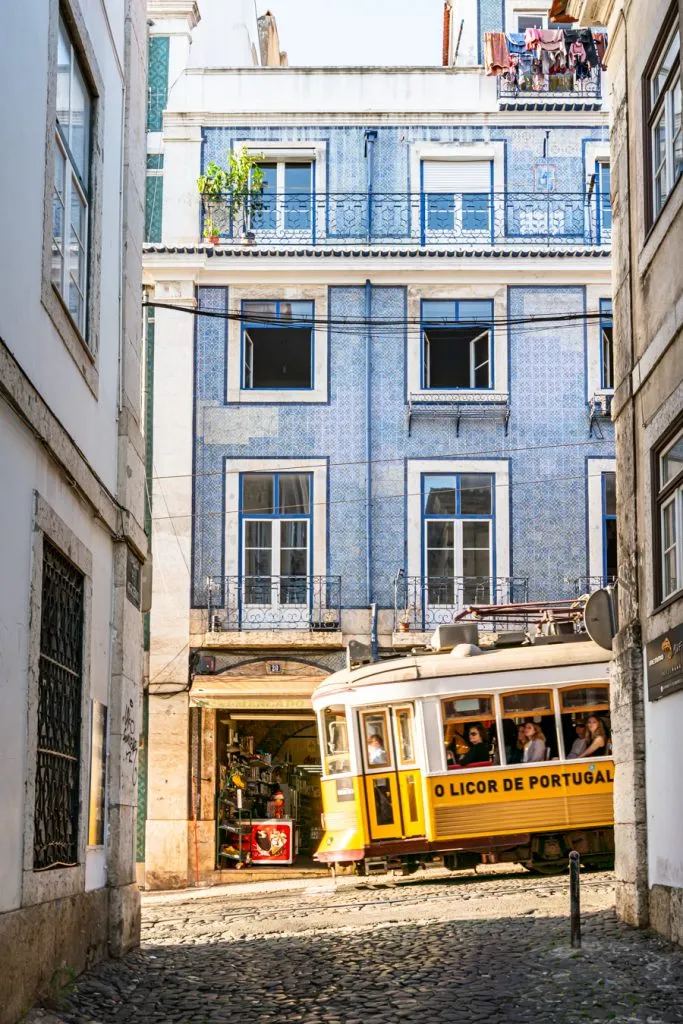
[422,160,491,193]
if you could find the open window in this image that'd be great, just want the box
[320,707,351,776]
[600,299,614,391]
[441,694,496,769]
[559,684,611,760]
[242,301,314,390]
[500,689,558,763]
[421,300,493,391]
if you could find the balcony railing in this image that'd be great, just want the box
[206,575,342,632]
[394,575,530,632]
[200,191,611,249]
[573,575,616,596]
[497,66,601,103]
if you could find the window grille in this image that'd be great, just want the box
[33,539,84,870]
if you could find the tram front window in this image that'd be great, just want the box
[321,708,350,775]
[441,695,495,769]
[501,690,558,763]
[361,712,391,768]
[559,685,611,759]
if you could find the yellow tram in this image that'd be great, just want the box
[312,637,614,874]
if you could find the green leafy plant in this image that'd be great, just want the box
[197,148,265,239]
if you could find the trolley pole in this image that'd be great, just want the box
[569,850,581,948]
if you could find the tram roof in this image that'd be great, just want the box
[312,640,610,704]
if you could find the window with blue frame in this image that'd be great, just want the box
[241,472,312,605]
[600,298,614,390]
[251,160,313,233]
[422,159,492,235]
[423,473,494,606]
[242,301,314,389]
[602,471,617,583]
[421,300,494,390]
[596,161,612,236]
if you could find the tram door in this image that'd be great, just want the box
[359,705,425,842]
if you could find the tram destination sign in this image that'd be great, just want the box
[646,622,683,701]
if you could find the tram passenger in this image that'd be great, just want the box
[522,722,547,762]
[567,720,588,759]
[367,733,389,766]
[583,715,608,757]
[507,722,527,764]
[458,724,491,767]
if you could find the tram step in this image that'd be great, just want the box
[364,858,389,875]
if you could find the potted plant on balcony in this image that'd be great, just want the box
[202,217,220,246]
[197,148,265,245]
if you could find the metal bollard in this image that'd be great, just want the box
[569,850,581,948]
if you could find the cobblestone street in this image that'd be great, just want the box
[40,868,683,1024]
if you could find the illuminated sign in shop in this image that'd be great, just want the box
[646,622,683,701]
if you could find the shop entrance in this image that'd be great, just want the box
[215,713,323,869]
[358,704,425,842]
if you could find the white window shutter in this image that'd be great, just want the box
[422,160,491,193]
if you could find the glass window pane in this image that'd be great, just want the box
[604,472,617,516]
[363,712,391,768]
[372,777,394,825]
[458,300,493,323]
[462,548,490,578]
[652,30,680,103]
[243,301,277,320]
[56,21,71,131]
[560,686,610,711]
[69,59,90,185]
[427,547,454,578]
[422,300,456,322]
[280,548,307,577]
[322,709,350,775]
[442,695,493,721]
[243,474,274,513]
[502,691,553,716]
[278,474,310,514]
[463,520,490,549]
[674,78,682,183]
[285,163,312,192]
[280,519,308,548]
[460,474,492,514]
[257,163,277,190]
[424,475,456,514]
[244,520,272,548]
[395,709,415,764]
[427,520,454,548]
[662,432,683,486]
[280,301,314,321]
[245,547,272,578]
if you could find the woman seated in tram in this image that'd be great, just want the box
[582,715,609,757]
[522,721,547,763]
[458,724,491,767]
[508,722,527,764]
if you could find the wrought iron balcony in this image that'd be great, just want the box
[206,575,342,632]
[394,575,530,632]
[200,190,611,249]
[497,66,601,105]
[573,575,616,596]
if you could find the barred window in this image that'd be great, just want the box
[33,539,84,870]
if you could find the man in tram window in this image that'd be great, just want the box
[567,719,588,759]
[367,733,388,766]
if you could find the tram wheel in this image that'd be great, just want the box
[525,859,569,876]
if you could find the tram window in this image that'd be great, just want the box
[395,707,416,765]
[559,685,611,760]
[361,711,392,769]
[321,708,351,776]
[372,777,395,826]
[442,694,495,767]
[501,691,558,761]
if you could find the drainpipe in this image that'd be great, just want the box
[364,129,377,243]
[365,278,373,615]
[370,602,378,662]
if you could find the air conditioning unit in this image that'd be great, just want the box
[430,624,479,651]
[591,393,612,417]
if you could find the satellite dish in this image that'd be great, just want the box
[584,588,617,651]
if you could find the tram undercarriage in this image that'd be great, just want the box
[332,827,615,878]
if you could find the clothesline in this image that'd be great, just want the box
[484,28,608,86]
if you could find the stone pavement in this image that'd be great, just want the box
[41,868,683,1024]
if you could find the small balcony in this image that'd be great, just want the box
[199,191,610,250]
[393,575,530,634]
[206,575,342,633]
[573,575,616,596]
[497,66,602,109]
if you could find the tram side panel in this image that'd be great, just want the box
[318,775,369,861]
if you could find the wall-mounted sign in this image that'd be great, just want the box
[126,550,141,609]
[646,622,683,701]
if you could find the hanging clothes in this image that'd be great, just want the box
[505,32,526,56]
[563,28,599,67]
[593,31,608,70]
[524,27,544,52]
[568,40,586,66]
[484,32,511,76]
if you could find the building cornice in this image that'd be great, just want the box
[147,1,200,27]
[162,110,609,128]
